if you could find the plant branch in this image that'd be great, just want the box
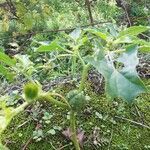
[0,20,111,41]
[85,0,94,26]
[116,0,131,26]
[36,93,70,109]
[22,137,32,150]
[48,92,71,108]
[6,0,18,19]
[14,102,28,115]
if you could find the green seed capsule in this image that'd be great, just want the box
[67,90,86,112]
[24,82,39,102]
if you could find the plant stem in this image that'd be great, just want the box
[0,102,29,138]
[48,93,70,104]
[70,111,80,150]
[113,49,126,53]
[14,102,28,115]
[37,93,70,109]
[79,64,90,92]
[77,51,85,67]
[72,47,78,77]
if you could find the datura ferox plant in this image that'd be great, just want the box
[0,25,149,150]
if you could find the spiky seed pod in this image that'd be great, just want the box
[23,82,39,103]
[67,90,87,112]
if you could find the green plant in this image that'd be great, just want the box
[33,129,44,142]
[0,49,16,81]
[42,111,53,124]
[0,25,149,150]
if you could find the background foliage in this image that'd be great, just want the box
[0,0,150,149]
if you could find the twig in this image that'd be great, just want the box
[49,142,57,150]
[16,21,110,36]
[131,15,150,21]
[58,143,72,150]
[16,119,31,129]
[121,0,132,26]
[85,0,94,26]
[6,0,18,19]
[22,137,32,150]
[0,21,111,40]
[115,116,150,130]
[134,104,145,124]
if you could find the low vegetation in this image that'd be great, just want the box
[0,0,149,150]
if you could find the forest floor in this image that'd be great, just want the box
[1,79,150,150]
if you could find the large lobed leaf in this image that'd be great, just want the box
[86,45,146,102]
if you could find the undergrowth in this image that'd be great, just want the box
[1,81,150,150]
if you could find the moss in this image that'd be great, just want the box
[1,81,150,150]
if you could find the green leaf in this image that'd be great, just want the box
[139,46,150,53]
[133,39,150,46]
[106,23,118,37]
[15,54,34,69]
[47,129,56,135]
[114,34,150,46]
[113,35,137,44]
[0,64,14,81]
[86,45,146,102]
[106,69,145,101]
[37,40,65,52]
[95,111,103,119]
[0,52,16,66]
[23,13,33,30]
[119,26,149,37]
[117,45,139,69]
[86,29,108,41]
